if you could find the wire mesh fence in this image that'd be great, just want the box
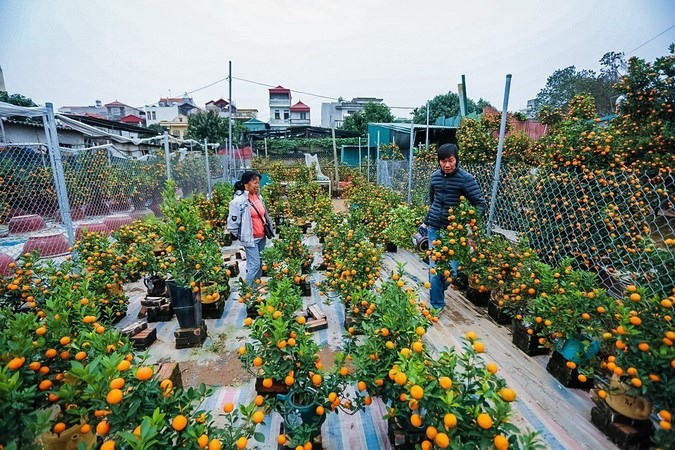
[377,157,675,296]
[1,142,229,260]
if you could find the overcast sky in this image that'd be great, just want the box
[1,0,673,124]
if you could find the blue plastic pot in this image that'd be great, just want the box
[277,391,326,440]
[557,337,600,364]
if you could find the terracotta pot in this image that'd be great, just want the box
[103,214,133,231]
[84,202,111,217]
[68,205,85,221]
[76,222,110,239]
[0,252,15,276]
[603,375,652,421]
[110,199,131,211]
[23,233,70,257]
[8,214,46,234]
[108,282,124,297]
[41,422,96,450]
[129,209,154,221]
[200,281,220,304]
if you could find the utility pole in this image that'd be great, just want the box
[228,61,233,181]
[425,100,430,151]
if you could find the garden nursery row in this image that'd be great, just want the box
[0,52,673,450]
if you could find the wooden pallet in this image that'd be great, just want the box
[202,298,225,320]
[387,417,424,449]
[224,260,240,278]
[174,321,208,349]
[155,362,183,389]
[591,399,653,449]
[255,377,290,396]
[131,326,157,350]
[305,304,328,332]
[120,320,147,337]
[147,304,174,322]
[141,296,169,307]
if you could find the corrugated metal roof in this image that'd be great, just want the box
[368,122,458,132]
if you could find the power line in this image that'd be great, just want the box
[181,73,341,101]
[184,76,229,95]
[232,76,339,100]
[626,24,675,55]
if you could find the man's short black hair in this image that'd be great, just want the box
[437,143,458,160]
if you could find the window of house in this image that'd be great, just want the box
[111,107,121,116]
[152,111,156,120]
[284,111,289,120]
[274,110,280,120]
[300,112,307,120]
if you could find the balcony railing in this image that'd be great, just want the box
[290,118,310,125]
[269,98,291,106]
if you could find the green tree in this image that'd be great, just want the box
[411,93,491,124]
[185,111,246,145]
[534,51,625,118]
[341,102,395,135]
[0,92,37,107]
[186,111,227,143]
[146,123,166,135]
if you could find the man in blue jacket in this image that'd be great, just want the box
[424,143,485,309]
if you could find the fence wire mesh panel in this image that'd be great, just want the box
[0,143,72,258]
[376,159,409,193]
[171,151,209,197]
[61,148,166,221]
[399,157,674,297]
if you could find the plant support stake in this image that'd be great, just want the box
[487,74,512,235]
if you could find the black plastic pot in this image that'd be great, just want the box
[144,275,166,296]
[174,303,203,329]
[466,286,490,307]
[166,280,197,308]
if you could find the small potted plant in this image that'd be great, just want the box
[238,277,317,394]
[598,285,674,446]
[382,204,424,252]
[158,180,222,329]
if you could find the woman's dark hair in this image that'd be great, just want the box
[437,143,459,161]
[234,170,261,192]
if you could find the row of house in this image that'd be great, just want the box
[57,86,385,139]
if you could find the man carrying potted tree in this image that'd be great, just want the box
[424,144,485,310]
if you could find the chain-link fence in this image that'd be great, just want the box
[0,102,236,259]
[377,156,675,296]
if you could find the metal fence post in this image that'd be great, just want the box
[44,103,75,245]
[366,133,371,182]
[163,131,171,180]
[407,125,414,203]
[376,131,381,185]
[204,138,211,196]
[358,137,362,172]
[487,74,512,235]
